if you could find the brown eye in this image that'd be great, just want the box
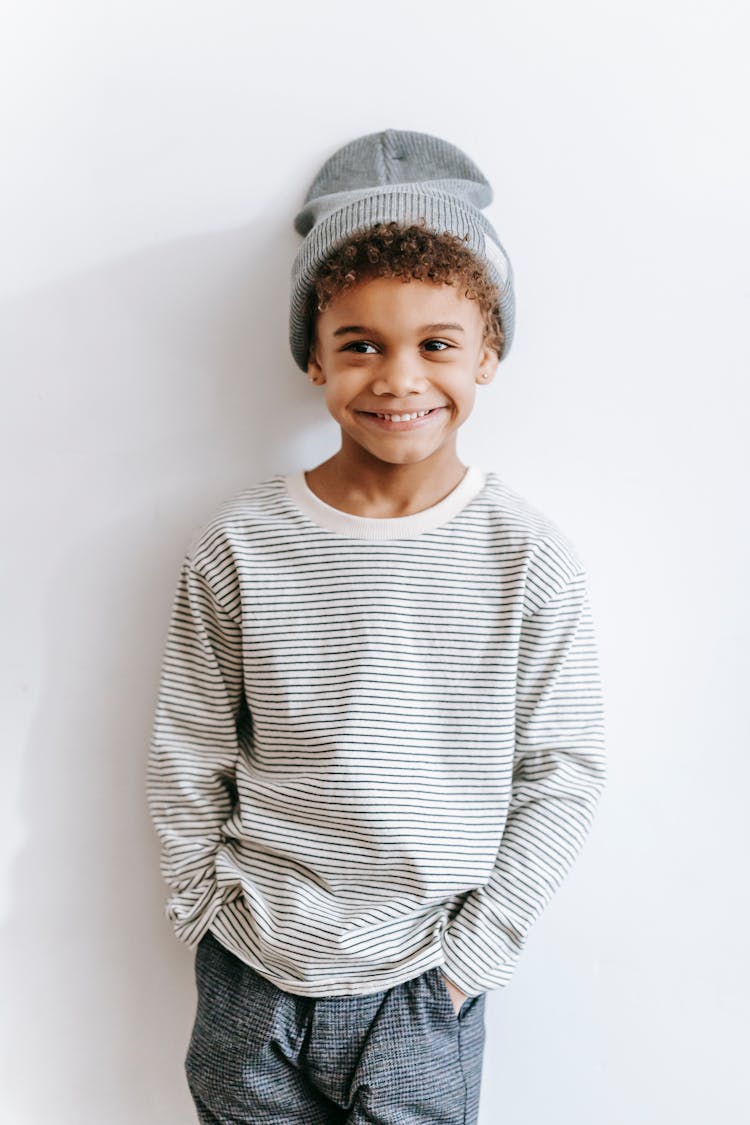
[344,341,377,354]
[423,340,450,351]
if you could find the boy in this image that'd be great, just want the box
[147,129,607,1125]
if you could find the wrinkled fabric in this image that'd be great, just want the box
[186,930,487,1125]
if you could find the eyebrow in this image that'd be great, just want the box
[332,322,466,338]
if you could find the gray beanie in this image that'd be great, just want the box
[289,128,515,371]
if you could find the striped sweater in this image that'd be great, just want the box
[147,466,606,998]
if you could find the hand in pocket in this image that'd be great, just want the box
[440,971,470,1017]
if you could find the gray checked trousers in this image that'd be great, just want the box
[185,930,487,1124]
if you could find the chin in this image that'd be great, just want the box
[370,448,432,466]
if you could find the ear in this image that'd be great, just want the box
[306,342,326,385]
[475,342,499,386]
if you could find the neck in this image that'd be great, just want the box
[305,446,468,519]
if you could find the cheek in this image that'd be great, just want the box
[324,384,351,416]
[324,372,364,405]
[448,379,477,409]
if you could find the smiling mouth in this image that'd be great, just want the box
[371,408,433,421]
[354,406,447,432]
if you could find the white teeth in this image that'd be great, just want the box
[376,409,433,421]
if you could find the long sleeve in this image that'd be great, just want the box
[441,566,607,996]
[144,473,607,997]
[147,557,246,947]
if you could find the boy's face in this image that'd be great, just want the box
[307,276,497,473]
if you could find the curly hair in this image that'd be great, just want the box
[306,219,505,360]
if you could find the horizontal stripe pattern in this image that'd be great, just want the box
[147,470,606,997]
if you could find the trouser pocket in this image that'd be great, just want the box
[432,967,483,1023]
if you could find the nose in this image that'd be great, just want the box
[370,350,429,398]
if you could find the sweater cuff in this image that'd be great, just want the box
[167,879,226,949]
[438,957,483,999]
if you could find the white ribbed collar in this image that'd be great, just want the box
[284,465,486,541]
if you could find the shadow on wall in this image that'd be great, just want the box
[0,218,333,1124]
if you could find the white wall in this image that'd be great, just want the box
[2,1,748,1122]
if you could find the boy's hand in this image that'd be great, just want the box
[440,971,469,1016]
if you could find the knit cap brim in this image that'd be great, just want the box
[289,129,515,370]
